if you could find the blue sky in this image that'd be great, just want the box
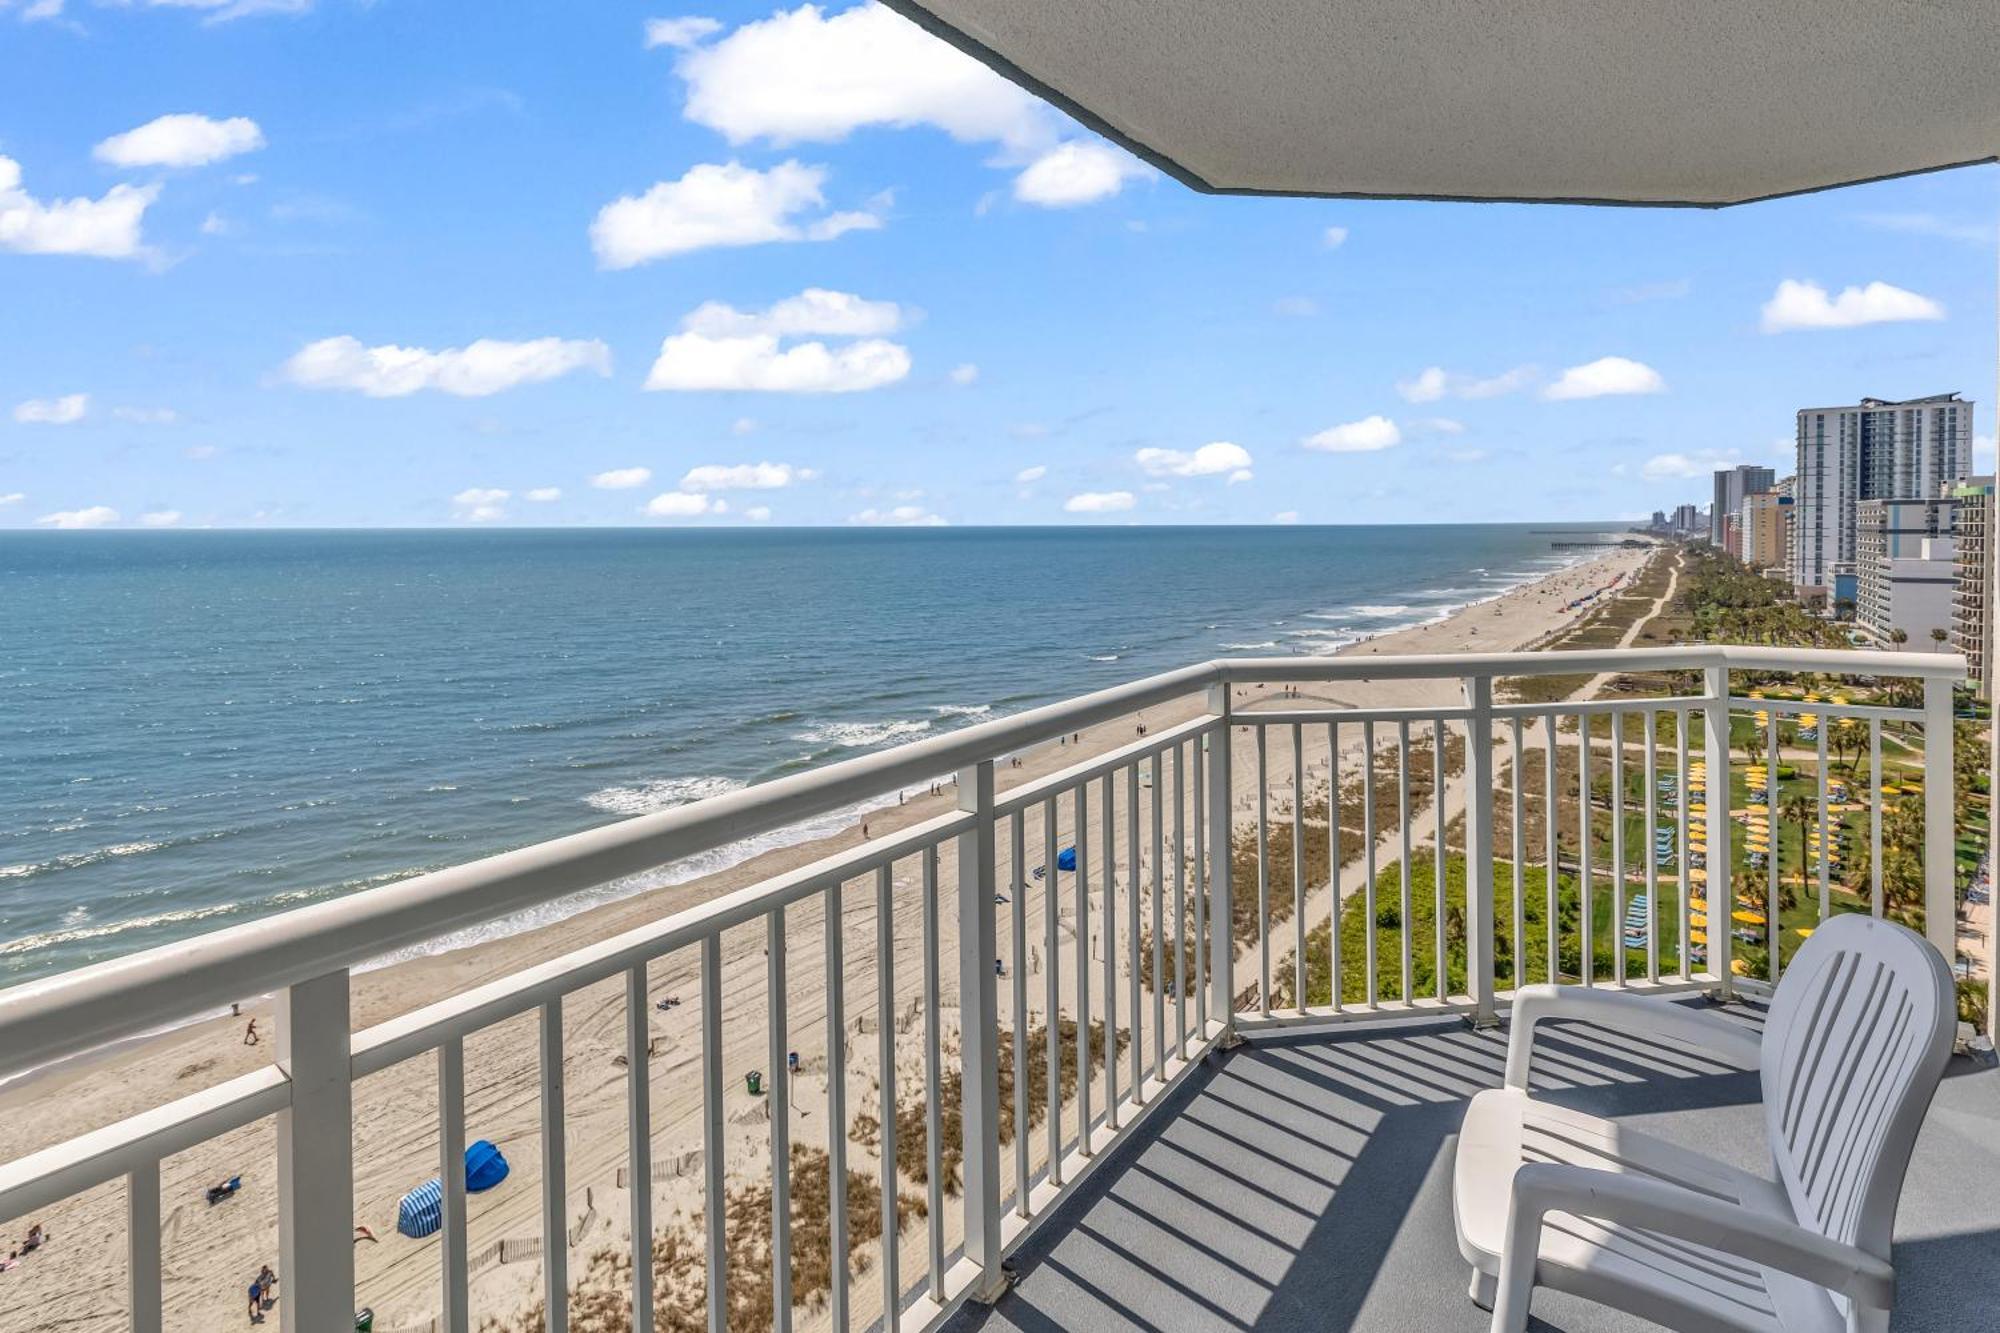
[0,0,1993,529]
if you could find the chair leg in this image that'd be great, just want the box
[1468,1267,1497,1311]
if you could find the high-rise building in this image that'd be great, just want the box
[1854,496,1958,646]
[1954,478,1995,697]
[1791,393,1974,595]
[1671,502,1702,537]
[1711,464,1775,545]
[1740,491,1792,573]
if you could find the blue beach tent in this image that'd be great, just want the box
[396,1142,511,1238]
[1057,846,1077,872]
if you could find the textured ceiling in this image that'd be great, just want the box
[886,0,2000,206]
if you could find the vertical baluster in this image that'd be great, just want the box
[1293,723,1307,1011]
[1328,722,1342,1014]
[127,1163,161,1333]
[1398,719,1413,1002]
[1364,719,1379,1008]
[1075,785,1092,1153]
[1610,711,1626,987]
[275,970,355,1333]
[1173,743,1190,1056]
[824,885,849,1332]
[1256,725,1271,1015]
[1643,712,1659,984]
[701,941,725,1333]
[1544,712,1559,984]
[1817,715,1831,922]
[1702,667,1733,995]
[1870,718,1884,918]
[1465,679,1497,1026]
[540,999,569,1333]
[1150,751,1166,1081]
[873,867,899,1324]
[768,911,793,1330]
[626,964,655,1333]
[1101,771,1119,1128]
[921,849,944,1300]
[1510,716,1525,994]
[1676,709,1691,980]
[1577,715,1592,987]
[1193,728,1209,1036]
[1042,799,1062,1188]
[1767,708,1781,980]
[956,759,1003,1303]
[1924,678,1957,963]
[1010,812,1030,1219]
[1126,761,1142,1105]
[1433,717,1447,1003]
[441,1035,469,1333]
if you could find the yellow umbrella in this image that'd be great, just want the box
[1731,958,1750,976]
[1692,929,1709,945]
[1734,909,1767,925]
[1797,926,1814,938]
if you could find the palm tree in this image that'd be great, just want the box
[1779,792,1814,913]
[1890,628,1910,648]
[1930,626,1949,653]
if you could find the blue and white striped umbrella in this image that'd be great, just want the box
[397,1179,442,1239]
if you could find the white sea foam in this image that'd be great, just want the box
[933,703,993,718]
[0,840,167,882]
[793,718,933,748]
[584,774,747,816]
[1088,654,1120,662]
[1220,640,1279,650]
[1346,604,1411,617]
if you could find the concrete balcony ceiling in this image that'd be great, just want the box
[883,0,2000,206]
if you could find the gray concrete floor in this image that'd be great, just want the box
[942,1005,2000,1332]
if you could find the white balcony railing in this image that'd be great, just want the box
[0,646,1969,1333]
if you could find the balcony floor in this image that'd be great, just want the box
[944,1003,2000,1333]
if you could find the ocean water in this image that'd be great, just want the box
[0,524,1618,983]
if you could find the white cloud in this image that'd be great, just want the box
[1322,226,1348,249]
[1410,416,1465,435]
[948,362,978,385]
[679,461,814,491]
[1639,449,1740,482]
[731,416,757,435]
[13,393,87,424]
[1014,464,1047,484]
[281,335,611,397]
[1272,510,1300,524]
[184,444,219,460]
[678,2,1048,152]
[113,406,178,424]
[590,160,881,268]
[1064,490,1136,514]
[0,492,25,506]
[0,156,157,260]
[681,287,906,338]
[199,211,231,236]
[646,289,910,395]
[591,467,653,490]
[1395,364,1536,403]
[849,504,945,526]
[524,486,563,502]
[130,0,312,20]
[36,505,117,529]
[647,490,715,517]
[94,114,265,169]
[1542,356,1665,400]
[1134,441,1253,481]
[1303,415,1400,453]
[1759,278,1945,333]
[1012,141,1147,207]
[452,487,509,522]
[1273,296,1319,318]
[139,509,182,527]
[744,505,772,521]
[644,15,721,48]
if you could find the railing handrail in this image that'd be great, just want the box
[0,645,1963,1078]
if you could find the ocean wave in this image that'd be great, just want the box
[585,774,747,816]
[0,839,167,882]
[0,899,239,957]
[933,703,993,718]
[1346,604,1411,617]
[793,718,933,748]
[1088,654,1120,662]
[1220,640,1279,650]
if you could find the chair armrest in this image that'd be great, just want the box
[1504,983,1762,1089]
[1489,1163,1893,1332]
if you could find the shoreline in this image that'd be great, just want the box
[0,539,1656,1333]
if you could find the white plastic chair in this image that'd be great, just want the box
[1453,913,1954,1333]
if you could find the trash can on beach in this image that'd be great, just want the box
[746,1070,763,1095]
[355,1309,374,1332]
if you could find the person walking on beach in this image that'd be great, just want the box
[242,1018,259,1046]
[247,1271,265,1323]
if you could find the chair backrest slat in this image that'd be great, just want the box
[1762,915,1954,1265]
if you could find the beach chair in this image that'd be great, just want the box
[1453,912,1953,1333]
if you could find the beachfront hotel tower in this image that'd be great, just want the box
[1789,393,1974,596]
[1710,464,1774,546]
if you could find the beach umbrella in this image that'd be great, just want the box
[398,1180,443,1239]
[1734,910,1766,925]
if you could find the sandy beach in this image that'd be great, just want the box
[0,541,1654,1333]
